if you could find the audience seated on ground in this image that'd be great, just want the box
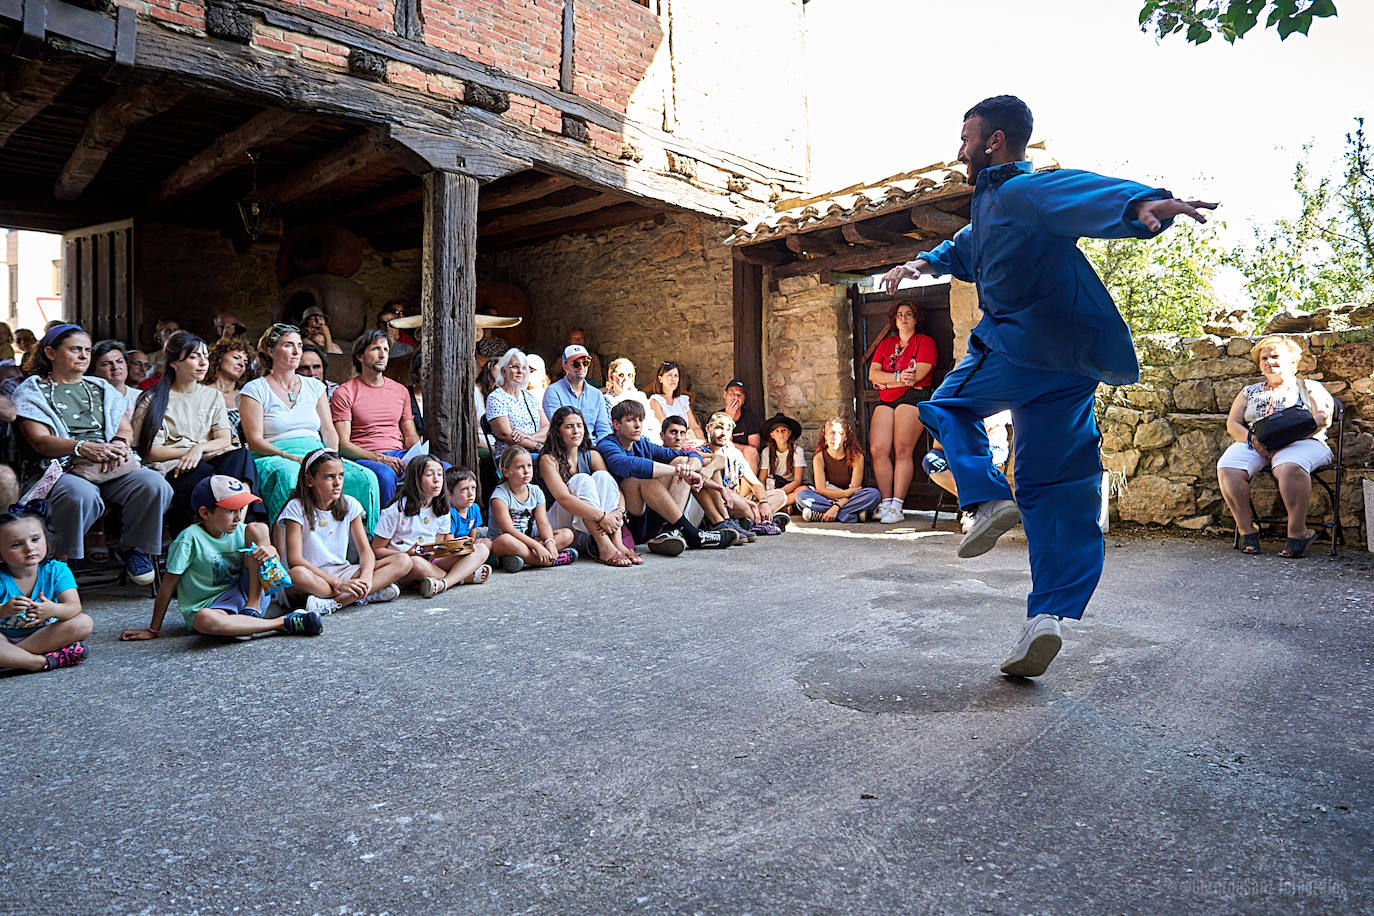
[922,410,1012,530]
[372,455,492,597]
[332,330,421,508]
[121,475,322,640]
[797,416,882,524]
[12,323,171,582]
[647,360,704,446]
[131,331,262,531]
[540,405,640,567]
[758,413,806,513]
[697,411,788,536]
[488,445,577,572]
[277,449,409,615]
[0,504,92,672]
[595,399,736,555]
[446,466,486,539]
[1217,334,1335,559]
[720,379,762,473]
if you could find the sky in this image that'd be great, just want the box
[803,0,1373,254]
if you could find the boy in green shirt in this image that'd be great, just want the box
[120,475,322,640]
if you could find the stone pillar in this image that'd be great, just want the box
[948,278,980,361]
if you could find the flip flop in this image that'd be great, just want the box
[1279,531,1318,559]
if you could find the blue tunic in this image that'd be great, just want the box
[917,161,1173,385]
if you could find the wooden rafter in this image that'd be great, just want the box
[264,128,393,207]
[0,61,81,150]
[785,233,841,256]
[770,237,950,280]
[54,82,185,200]
[734,245,792,267]
[479,173,576,212]
[482,202,662,249]
[479,189,627,237]
[841,222,912,247]
[909,205,967,237]
[325,185,423,225]
[152,109,316,205]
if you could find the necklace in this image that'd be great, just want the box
[40,377,97,421]
[271,373,300,405]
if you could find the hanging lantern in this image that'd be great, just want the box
[236,150,272,240]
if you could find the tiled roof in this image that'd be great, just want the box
[728,143,1056,246]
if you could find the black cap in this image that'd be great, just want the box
[725,379,746,391]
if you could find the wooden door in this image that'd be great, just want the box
[848,283,955,509]
[62,220,135,342]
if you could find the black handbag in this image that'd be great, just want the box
[1250,380,1318,451]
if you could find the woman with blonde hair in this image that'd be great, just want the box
[603,357,659,443]
[485,348,549,464]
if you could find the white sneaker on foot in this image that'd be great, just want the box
[881,503,905,524]
[368,583,400,603]
[957,499,1020,558]
[305,594,340,616]
[999,614,1063,677]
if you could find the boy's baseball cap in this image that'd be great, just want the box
[192,475,262,512]
[562,344,590,362]
[725,379,746,392]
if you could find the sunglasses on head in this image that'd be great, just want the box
[271,322,300,335]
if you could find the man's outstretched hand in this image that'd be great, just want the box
[879,261,928,296]
[1134,198,1218,232]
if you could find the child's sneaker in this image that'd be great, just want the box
[281,610,324,636]
[754,519,783,536]
[305,594,340,616]
[770,512,791,530]
[366,583,400,604]
[42,641,87,670]
[553,548,578,567]
[800,506,819,522]
[500,555,526,573]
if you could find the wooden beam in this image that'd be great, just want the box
[54,82,184,200]
[785,233,842,257]
[841,222,912,247]
[734,245,792,267]
[0,60,80,150]
[478,189,626,237]
[559,0,575,93]
[482,202,662,249]
[479,172,576,211]
[770,237,950,280]
[909,205,967,237]
[265,128,393,207]
[420,170,479,470]
[321,185,423,226]
[732,254,764,416]
[386,125,530,182]
[152,108,316,205]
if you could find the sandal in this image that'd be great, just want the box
[1237,531,1261,555]
[420,576,448,598]
[464,564,492,585]
[1279,530,1318,559]
[599,552,634,568]
[626,550,644,565]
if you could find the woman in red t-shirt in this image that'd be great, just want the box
[866,301,936,523]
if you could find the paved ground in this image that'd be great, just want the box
[3,516,1371,915]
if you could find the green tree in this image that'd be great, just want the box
[1228,119,1374,317]
[1139,0,1338,44]
[1081,221,1226,336]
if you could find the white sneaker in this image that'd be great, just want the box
[368,583,401,603]
[881,503,904,524]
[305,594,340,616]
[1000,614,1063,677]
[957,499,1020,558]
[800,506,819,522]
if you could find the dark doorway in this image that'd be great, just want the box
[848,282,955,509]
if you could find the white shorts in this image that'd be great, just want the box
[317,562,362,581]
[1217,438,1333,476]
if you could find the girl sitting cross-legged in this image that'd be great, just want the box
[539,406,641,567]
[372,455,493,598]
[277,449,412,616]
[489,445,577,573]
[0,504,92,673]
[796,416,883,524]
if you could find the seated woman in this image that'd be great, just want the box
[539,406,640,567]
[131,331,261,529]
[648,361,704,446]
[485,348,549,466]
[11,324,172,582]
[1218,335,1335,559]
[796,416,882,524]
[603,358,658,444]
[238,323,380,532]
[205,335,252,441]
[867,301,937,523]
[922,410,1013,529]
[90,339,139,429]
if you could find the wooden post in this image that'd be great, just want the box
[731,252,765,414]
[420,170,479,470]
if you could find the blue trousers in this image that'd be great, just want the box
[354,448,409,508]
[796,486,882,524]
[918,339,1104,620]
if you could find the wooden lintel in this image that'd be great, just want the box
[770,237,948,280]
[152,109,316,205]
[785,233,842,256]
[321,185,423,226]
[0,60,81,150]
[733,245,792,267]
[54,82,185,201]
[841,221,912,247]
[482,202,662,249]
[386,125,530,182]
[265,128,393,207]
[479,172,576,212]
[479,190,626,237]
[909,204,967,237]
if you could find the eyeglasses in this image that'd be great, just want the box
[129,360,152,369]
[569,358,591,368]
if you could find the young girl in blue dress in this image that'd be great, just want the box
[0,504,92,673]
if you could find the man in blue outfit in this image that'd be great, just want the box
[542,344,611,441]
[881,95,1215,678]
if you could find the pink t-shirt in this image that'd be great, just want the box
[330,376,413,453]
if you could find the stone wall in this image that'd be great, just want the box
[479,211,736,424]
[1101,327,1374,545]
[764,275,853,445]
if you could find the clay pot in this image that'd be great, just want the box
[277,224,364,283]
[276,274,368,340]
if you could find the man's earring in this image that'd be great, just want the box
[985,149,993,155]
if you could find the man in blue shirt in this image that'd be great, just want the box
[542,344,611,442]
[882,95,1215,678]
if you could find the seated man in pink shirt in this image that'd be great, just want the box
[331,330,421,506]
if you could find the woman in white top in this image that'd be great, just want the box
[603,357,659,444]
[90,339,139,428]
[647,360,704,445]
[238,323,380,531]
[131,331,261,529]
[485,348,550,465]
